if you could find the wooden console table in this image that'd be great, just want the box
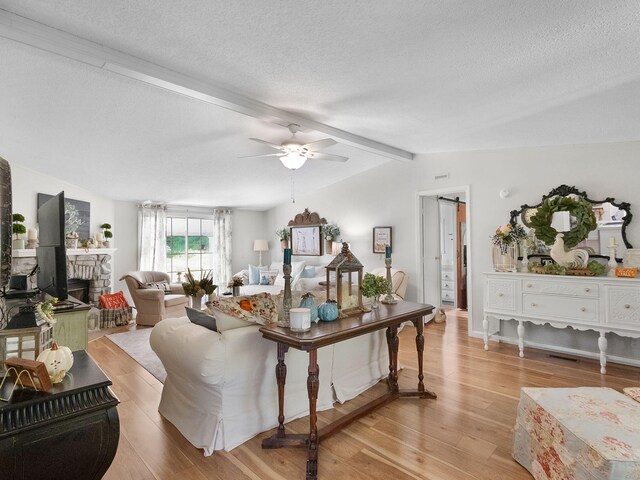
[0,351,119,480]
[259,301,435,480]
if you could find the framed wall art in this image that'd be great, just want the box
[373,226,392,253]
[291,225,322,256]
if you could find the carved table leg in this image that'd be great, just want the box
[306,348,319,480]
[408,316,437,399]
[598,332,607,375]
[276,342,289,437]
[386,326,399,392]
[517,320,525,358]
[483,314,490,350]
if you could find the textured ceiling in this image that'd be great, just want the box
[0,1,639,208]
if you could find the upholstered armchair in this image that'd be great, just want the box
[120,271,189,326]
[370,268,409,301]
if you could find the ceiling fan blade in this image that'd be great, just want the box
[310,152,348,162]
[237,153,285,159]
[302,138,337,151]
[249,138,284,150]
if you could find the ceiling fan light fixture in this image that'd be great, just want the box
[280,152,307,170]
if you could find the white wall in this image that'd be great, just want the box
[266,140,640,364]
[12,163,115,237]
[112,200,138,304]
[232,210,269,274]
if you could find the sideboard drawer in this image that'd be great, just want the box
[486,278,517,312]
[442,290,454,302]
[522,279,598,298]
[441,280,456,292]
[523,294,599,323]
[605,286,640,326]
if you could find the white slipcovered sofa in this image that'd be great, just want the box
[150,316,390,455]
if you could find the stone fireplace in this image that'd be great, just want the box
[12,248,116,307]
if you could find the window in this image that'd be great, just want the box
[165,208,214,283]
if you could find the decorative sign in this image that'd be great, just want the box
[615,267,638,278]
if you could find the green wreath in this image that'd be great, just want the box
[529,196,597,248]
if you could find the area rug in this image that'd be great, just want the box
[106,328,166,383]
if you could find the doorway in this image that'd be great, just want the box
[416,186,472,334]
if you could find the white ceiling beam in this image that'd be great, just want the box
[0,9,414,162]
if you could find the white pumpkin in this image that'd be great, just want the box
[37,343,74,383]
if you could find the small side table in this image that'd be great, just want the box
[0,351,120,480]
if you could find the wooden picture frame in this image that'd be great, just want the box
[291,226,322,256]
[373,226,392,254]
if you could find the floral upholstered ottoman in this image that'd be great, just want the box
[513,387,640,480]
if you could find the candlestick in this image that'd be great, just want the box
[283,248,292,265]
[607,246,618,276]
[282,263,292,327]
[27,228,37,240]
[382,257,397,304]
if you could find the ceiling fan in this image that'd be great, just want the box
[239,124,348,170]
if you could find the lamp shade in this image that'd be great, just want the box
[253,239,269,252]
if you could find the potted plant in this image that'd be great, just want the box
[361,272,390,309]
[276,228,290,250]
[12,213,26,249]
[227,275,244,296]
[100,223,113,247]
[182,269,217,309]
[322,224,340,253]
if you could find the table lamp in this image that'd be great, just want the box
[253,239,269,267]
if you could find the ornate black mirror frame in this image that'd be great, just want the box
[509,184,633,249]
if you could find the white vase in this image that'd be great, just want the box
[492,244,517,272]
[191,295,202,310]
[12,238,25,250]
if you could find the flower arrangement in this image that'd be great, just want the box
[182,269,217,297]
[227,275,244,288]
[35,297,58,325]
[275,228,290,241]
[322,224,340,240]
[361,273,391,298]
[492,223,527,253]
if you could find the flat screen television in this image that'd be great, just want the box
[36,191,68,300]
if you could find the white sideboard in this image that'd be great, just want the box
[483,272,640,373]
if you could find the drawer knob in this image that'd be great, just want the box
[580,307,586,312]
[585,288,590,292]
[527,284,533,288]
[498,293,503,297]
[531,303,536,307]
[625,304,631,309]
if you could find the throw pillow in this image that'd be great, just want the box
[144,280,171,293]
[248,264,267,285]
[259,270,278,285]
[301,266,318,278]
[205,306,252,331]
[185,306,217,331]
[623,387,640,403]
[99,291,129,309]
[208,292,278,325]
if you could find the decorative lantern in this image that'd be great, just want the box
[325,242,366,317]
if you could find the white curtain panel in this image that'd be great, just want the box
[138,203,167,271]
[212,209,232,287]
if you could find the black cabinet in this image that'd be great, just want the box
[0,351,119,480]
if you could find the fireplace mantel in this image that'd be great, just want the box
[12,248,117,257]
[11,248,117,307]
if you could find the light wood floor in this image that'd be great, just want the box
[89,310,640,480]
